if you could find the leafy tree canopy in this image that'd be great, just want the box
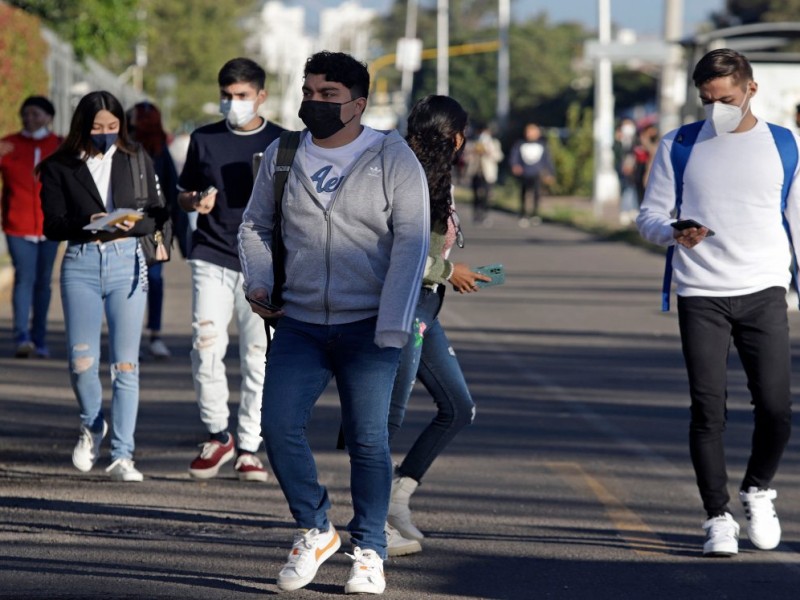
[6,0,141,63]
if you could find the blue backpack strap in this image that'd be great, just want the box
[662,120,704,311]
[767,123,800,304]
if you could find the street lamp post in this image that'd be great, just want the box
[592,0,620,217]
[437,0,449,95]
[497,0,510,137]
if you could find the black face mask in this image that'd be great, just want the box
[298,99,358,139]
[91,133,118,154]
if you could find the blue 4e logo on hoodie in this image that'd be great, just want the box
[311,165,344,194]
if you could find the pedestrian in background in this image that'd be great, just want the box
[239,51,429,595]
[0,96,61,358]
[385,95,489,557]
[178,57,283,483]
[508,122,554,227]
[127,101,178,360]
[637,48,796,557]
[38,90,162,482]
[465,124,503,225]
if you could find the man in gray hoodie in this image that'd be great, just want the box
[238,51,429,595]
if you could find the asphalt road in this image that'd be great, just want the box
[1,203,800,599]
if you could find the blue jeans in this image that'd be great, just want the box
[388,287,476,482]
[5,234,59,348]
[146,261,163,332]
[262,316,401,558]
[60,238,147,460]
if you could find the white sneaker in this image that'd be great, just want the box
[702,512,739,557]
[105,458,144,482]
[72,421,108,472]
[345,547,385,595]
[149,338,171,358]
[386,522,421,557]
[277,523,341,591]
[740,487,781,550]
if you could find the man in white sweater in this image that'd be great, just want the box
[637,49,800,558]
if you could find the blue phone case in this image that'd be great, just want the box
[474,264,505,288]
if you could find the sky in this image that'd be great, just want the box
[292,0,728,36]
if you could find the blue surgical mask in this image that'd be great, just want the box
[91,133,118,154]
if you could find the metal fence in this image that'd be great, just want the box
[41,27,145,136]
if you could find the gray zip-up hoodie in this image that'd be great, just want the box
[238,129,430,349]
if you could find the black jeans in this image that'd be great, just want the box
[677,287,792,517]
[519,175,542,218]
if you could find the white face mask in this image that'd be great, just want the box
[22,126,50,140]
[220,99,257,128]
[704,90,750,134]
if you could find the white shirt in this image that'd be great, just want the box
[84,144,118,210]
[637,118,800,298]
[300,126,385,210]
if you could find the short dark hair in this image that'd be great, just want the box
[21,95,55,117]
[218,57,266,90]
[692,49,753,88]
[303,51,370,100]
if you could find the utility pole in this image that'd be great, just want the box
[592,0,620,217]
[659,0,685,134]
[400,0,418,111]
[497,0,510,137]
[437,0,449,95]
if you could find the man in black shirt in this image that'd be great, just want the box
[178,57,283,482]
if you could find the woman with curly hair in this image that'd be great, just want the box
[385,95,491,555]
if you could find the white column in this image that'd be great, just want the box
[497,0,510,136]
[592,0,620,216]
[659,0,685,134]
[437,0,449,96]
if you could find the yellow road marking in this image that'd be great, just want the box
[546,461,669,556]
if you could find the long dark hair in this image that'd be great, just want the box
[405,95,467,228]
[127,101,168,158]
[40,91,136,171]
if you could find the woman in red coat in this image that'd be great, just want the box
[0,96,62,358]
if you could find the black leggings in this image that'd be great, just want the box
[678,287,792,517]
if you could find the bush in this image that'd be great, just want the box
[547,102,594,196]
[0,5,48,136]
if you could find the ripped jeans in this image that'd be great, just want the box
[387,287,476,483]
[189,259,267,453]
[60,238,147,460]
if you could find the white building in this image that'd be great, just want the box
[249,1,378,129]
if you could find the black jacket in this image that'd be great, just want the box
[39,146,160,243]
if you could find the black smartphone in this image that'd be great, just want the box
[198,185,217,198]
[671,219,715,237]
[246,296,280,311]
[474,264,505,288]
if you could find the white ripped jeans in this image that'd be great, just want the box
[189,259,267,453]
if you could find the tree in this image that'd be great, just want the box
[710,0,800,27]
[0,4,49,135]
[140,0,259,130]
[6,0,141,64]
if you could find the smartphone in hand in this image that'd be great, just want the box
[474,264,505,288]
[198,185,217,198]
[671,219,715,237]
[246,296,281,311]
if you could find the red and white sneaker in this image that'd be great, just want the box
[234,452,269,482]
[188,434,235,479]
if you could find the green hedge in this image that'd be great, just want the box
[0,3,49,136]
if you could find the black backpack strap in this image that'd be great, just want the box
[271,131,301,307]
